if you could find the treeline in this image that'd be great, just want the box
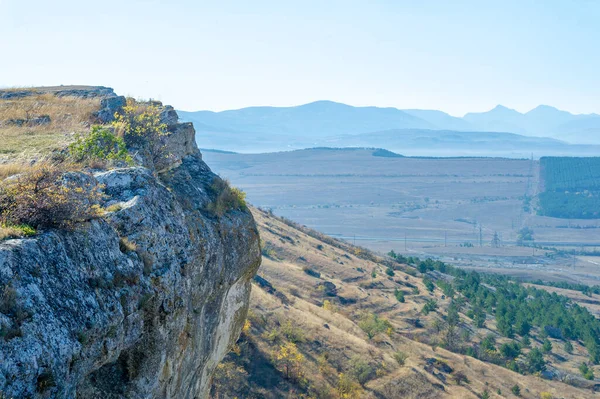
[540,157,600,192]
[538,191,600,219]
[388,251,600,364]
[538,157,600,219]
[528,280,600,297]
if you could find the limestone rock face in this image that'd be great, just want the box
[0,108,261,398]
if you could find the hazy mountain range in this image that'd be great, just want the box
[178,101,600,156]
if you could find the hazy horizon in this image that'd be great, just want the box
[178,99,599,118]
[1,0,599,116]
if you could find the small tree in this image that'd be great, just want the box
[511,385,521,396]
[394,288,405,303]
[516,227,534,246]
[112,98,169,168]
[564,341,573,354]
[274,342,305,381]
[358,313,391,339]
[542,339,553,354]
[421,299,438,315]
[527,348,546,373]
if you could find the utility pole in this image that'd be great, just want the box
[479,225,483,247]
[444,230,447,247]
[404,232,407,251]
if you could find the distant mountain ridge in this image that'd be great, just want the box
[179,100,600,144]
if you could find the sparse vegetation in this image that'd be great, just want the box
[0,92,100,159]
[206,178,247,217]
[0,164,104,229]
[112,98,168,167]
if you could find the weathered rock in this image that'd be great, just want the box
[0,106,261,398]
[95,95,126,123]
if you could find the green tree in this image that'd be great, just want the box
[394,288,405,303]
[421,299,438,315]
[542,339,553,354]
[424,278,435,292]
[564,341,573,354]
[511,385,521,396]
[527,348,546,373]
[516,227,534,246]
[500,341,521,360]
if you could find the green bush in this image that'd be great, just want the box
[69,125,132,166]
[421,299,438,315]
[358,313,392,339]
[394,288,405,303]
[206,178,247,216]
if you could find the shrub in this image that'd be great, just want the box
[542,338,552,353]
[423,278,435,292]
[564,341,573,354]
[337,372,362,398]
[303,267,321,278]
[385,267,395,277]
[359,313,392,339]
[579,362,594,380]
[0,223,36,240]
[511,385,521,396]
[0,165,104,229]
[453,371,469,385]
[280,320,305,343]
[36,371,56,393]
[112,98,168,167]
[394,288,405,303]
[119,237,137,253]
[540,393,552,399]
[206,178,247,217]
[348,356,375,386]
[421,299,438,315]
[393,351,408,366]
[322,300,337,312]
[68,125,132,166]
[527,348,546,373]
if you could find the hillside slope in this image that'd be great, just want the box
[210,208,598,399]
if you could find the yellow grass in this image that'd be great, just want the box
[0,162,31,180]
[0,93,101,161]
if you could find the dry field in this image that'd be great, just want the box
[203,148,600,285]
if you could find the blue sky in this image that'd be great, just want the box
[0,0,598,116]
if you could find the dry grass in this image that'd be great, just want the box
[0,93,101,161]
[0,163,31,180]
[211,206,596,399]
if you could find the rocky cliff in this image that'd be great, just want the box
[0,92,261,398]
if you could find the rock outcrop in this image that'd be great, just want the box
[0,97,261,398]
